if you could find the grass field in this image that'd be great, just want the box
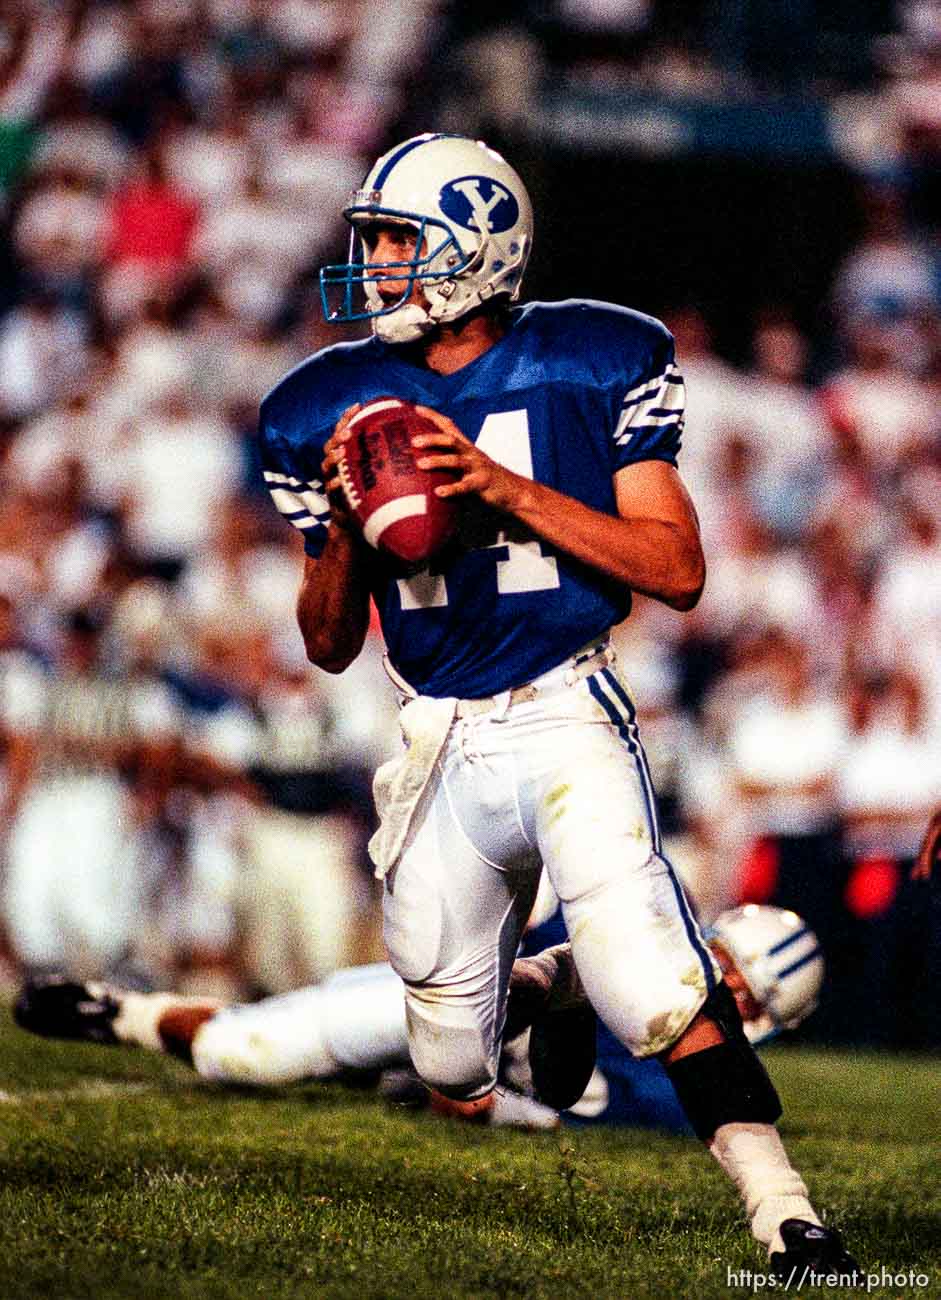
[0,1008,937,1300]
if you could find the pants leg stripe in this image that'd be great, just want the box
[595,668,662,853]
[588,670,716,994]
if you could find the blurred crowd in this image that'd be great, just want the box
[0,0,438,995]
[443,0,939,111]
[0,2,938,1046]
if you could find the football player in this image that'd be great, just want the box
[14,905,823,1138]
[257,134,858,1276]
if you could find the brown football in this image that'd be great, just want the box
[337,398,458,563]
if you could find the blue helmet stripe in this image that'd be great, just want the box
[373,134,445,189]
[768,926,810,956]
[777,947,822,979]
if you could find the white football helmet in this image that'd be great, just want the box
[706,904,824,1045]
[320,133,533,344]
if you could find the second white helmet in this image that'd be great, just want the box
[320,133,533,344]
[707,904,825,1045]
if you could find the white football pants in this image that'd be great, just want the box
[193,963,408,1086]
[382,663,719,1099]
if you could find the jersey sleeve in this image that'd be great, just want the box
[258,409,331,559]
[611,329,685,471]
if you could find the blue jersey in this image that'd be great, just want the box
[259,299,685,698]
[522,908,691,1133]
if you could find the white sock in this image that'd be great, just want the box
[109,992,222,1053]
[709,1122,821,1255]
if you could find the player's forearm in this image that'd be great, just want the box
[296,527,372,673]
[912,807,941,881]
[508,477,705,610]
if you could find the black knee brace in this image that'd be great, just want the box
[700,979,751,1043]
[663,982,782,1141]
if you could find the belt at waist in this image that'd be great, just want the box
[454,641,613,718]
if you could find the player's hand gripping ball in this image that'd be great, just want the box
[337,398,458,563]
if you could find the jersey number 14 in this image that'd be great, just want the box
[397,410,560,610]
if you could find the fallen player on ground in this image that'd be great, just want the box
[15,904,822,1139]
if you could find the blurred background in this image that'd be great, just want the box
[0,0,937,1049]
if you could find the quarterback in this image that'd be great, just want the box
[257,133,858,1276]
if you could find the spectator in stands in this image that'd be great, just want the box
[725,630,852,1037]
[838,669,941,1046]
[832,182,938,323]
[0,4,73,213]
[0,289,89,422]
[660,306,745,554]
[103,138,200,313]
[192,166,320,328]
[840,669,940,869]
[870,480,941,707]
[13,159,107,301]
[189,626,384,995]
[112,386,242,581]
[821,308,936,474]
[737,314,831,541]
[1,607,180,978]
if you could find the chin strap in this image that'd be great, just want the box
[370,230,528,342]
[373,303,437,344]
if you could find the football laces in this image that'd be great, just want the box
[335,448,363,512]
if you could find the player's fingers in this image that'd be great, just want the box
[415,453,464,471]
[435,470,485,497]
[323,432,353,468]
[333,403,362,440]
[413,406,467,441]
[411,430,461,450]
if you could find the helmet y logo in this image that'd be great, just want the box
[439,176,519,234]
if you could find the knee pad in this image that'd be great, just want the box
[404,995,496,1101]
[663,983,781,1141]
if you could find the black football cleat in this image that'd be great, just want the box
[769,1219,863,1288]
[506,943,597,1112]
[13,974,121,1046]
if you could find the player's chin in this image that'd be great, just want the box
[378,289,417,309]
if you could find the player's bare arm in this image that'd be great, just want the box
[412,411,705,611]
[296,405,373,672]
[912,806,941,881]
